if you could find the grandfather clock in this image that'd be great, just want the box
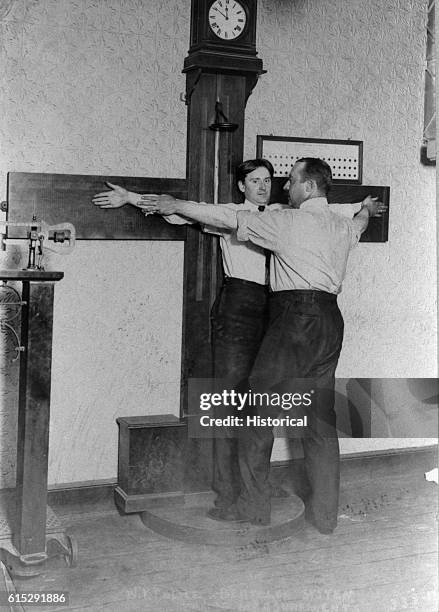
[181,0,264,490]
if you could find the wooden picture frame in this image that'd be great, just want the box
[257,135,363,184]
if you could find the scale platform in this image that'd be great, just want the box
[140,491,305,546]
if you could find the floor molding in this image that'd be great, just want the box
[43,445,437,507]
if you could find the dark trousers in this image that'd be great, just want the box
[236,290,344,530]
[211,277,268,508]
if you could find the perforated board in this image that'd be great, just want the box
[257,136,363,184]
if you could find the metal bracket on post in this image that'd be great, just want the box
[208,99,239,302]
[208,99,238,206]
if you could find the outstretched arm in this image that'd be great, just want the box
[139,195,238,230]
[92,183,195,225]
[351,196,381,235]
[329,197,387,219]
[92,183,140,208]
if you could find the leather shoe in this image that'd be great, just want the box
[305,507,335,535]
[207,506,248,523]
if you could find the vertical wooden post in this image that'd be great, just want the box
[181,70,262,491]
[11,273,63,555]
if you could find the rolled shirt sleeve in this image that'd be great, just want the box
[328,203,363,249]
[165,202,238,234]
[328,202,362,218]
[163,214,195,225]
[348,218,362,249]
[202,203,239,236]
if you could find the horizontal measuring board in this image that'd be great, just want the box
[7,173,188,240]
[6,173,388,242]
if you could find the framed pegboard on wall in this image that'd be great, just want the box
[256,136,363,184]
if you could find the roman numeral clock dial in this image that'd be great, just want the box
[208,0,247,40]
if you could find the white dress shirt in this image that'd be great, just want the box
[165,200,362,287]
[165,199,268,284]
[236,197,361,294]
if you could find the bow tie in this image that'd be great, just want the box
[258,205,265,212]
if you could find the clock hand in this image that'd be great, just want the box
[214,7,227,18]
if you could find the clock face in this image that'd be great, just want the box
[208,0,247,41]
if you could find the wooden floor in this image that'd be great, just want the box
[9,459,439,612]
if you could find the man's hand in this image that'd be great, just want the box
[137,194,179,216]
[92,183,132,208]
[361,196,388,217]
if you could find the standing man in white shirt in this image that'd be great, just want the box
[93,160,278,518]
[134,158,380,533]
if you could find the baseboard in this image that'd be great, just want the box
[340,444,438,483]
[114,486,185,514]
[47,479,117,506]
[43,444,437,507]
[271,444,438,486]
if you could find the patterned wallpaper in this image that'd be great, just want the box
[0,0,436,485]
[0,0,188,486]
[0,0,188,185]
[245,0,436,379]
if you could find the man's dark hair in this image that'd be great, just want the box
[236,158,274,186]
[296,157,332,196]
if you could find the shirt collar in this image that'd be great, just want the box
[244,198,260,207]
[300,197,329,211]
[244,198,265,210]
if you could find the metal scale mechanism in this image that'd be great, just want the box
[0,215,78,578]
